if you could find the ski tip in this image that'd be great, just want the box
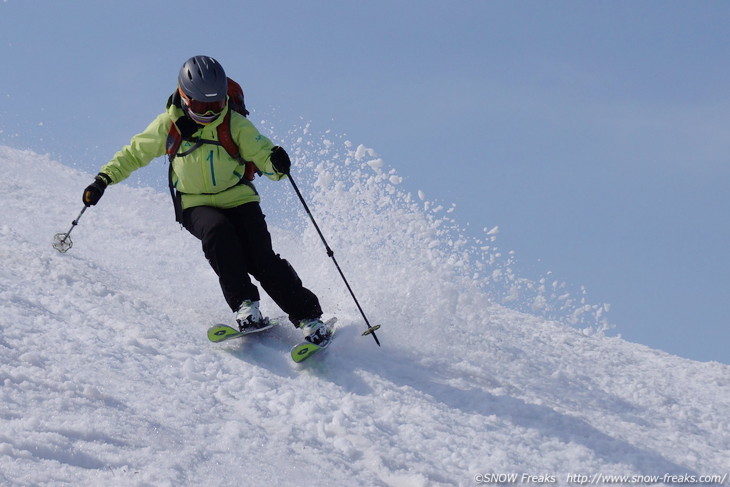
[290,342,322,363]
[207,324,241,343]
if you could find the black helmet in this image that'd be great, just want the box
[177,56,227,124]
[178,55,227,102]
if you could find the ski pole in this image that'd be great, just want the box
[287,173,381,346]
[52,205,88,253]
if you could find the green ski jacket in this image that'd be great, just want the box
[99,101,286,211]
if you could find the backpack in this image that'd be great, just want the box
[165,77,260,222]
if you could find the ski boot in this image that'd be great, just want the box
[298,318,333,346]
[235,300,271,334]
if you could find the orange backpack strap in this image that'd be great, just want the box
[216,110,260,181]
[166,121,183,162]
[216,111,239,159]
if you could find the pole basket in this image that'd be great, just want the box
[52,233,73,253]
[361,325,382,341]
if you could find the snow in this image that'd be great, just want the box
[0,142,728,487]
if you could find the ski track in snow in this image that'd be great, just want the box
[0,144,728,486]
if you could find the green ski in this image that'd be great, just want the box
[290,317,337,363]
[207,318,277,343]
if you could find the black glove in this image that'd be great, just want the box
[83,173,111,206]
[270,146,291,175]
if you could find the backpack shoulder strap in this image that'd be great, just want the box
[216,110,240,160]
[166,90,204,162]
[166,121,183,163]
[216,111,260,181]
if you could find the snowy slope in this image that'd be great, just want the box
[0,144,728,487]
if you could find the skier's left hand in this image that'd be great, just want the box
[270,146,291,175]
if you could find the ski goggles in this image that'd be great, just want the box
[178,88,226,124]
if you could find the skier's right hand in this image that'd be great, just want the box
[82,174,110,206]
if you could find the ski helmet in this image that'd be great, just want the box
[177,56,228,124]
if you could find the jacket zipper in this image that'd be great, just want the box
[207,149,217,187]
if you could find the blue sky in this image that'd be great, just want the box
[2,0,728,364]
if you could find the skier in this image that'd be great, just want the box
[82,55,332,346]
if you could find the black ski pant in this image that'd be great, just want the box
[182,202,322,324]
